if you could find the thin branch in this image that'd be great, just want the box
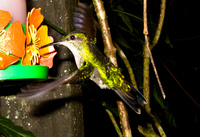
[144,0,166,99]
[106,109,123,137]
[147,42,166,99]
[92,0,117,66]
[143,42,151,109]
[143,0,167,99]
[116,101,132,137]
[150,0,166,49]
[143,0,151,106]
[92,0,132,137]
[143,0,167,137]
[114,41,138,89]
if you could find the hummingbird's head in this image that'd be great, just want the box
[60,31,92,68]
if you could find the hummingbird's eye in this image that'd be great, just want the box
[70,35,75,40]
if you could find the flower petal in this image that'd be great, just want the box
[0,21,26,57]
[39,45,56,56]
[39,51,57,68]
[0,52,19,69]
[25,24,31,46]
[21,47,32,65]
[37,26,52,57]
[26,8,44,46]
[39,36,56,68]
[37,25,52,47]
[0,9,11,32]
[27,8,44,29]
[38,36,54,56]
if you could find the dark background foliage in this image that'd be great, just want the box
[80,0,200,136]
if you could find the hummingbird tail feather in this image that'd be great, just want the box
[131,86,147,105]
[114,85,146,114]
[114,89,141,114]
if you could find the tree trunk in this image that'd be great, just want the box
[0,0,84,136]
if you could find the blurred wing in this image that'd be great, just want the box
[74,3,96,40]
[18,62,94,98]
[18,70,79,98]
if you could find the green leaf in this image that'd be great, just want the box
[118,13,133,32]
[0,115,36,137]
[164,33,173,48]
[152,85,165,109]
[115,6,134,32]
[152,85,177,127]
[101,101,119,116]
[114,32,131,50]
[112,9,143,22]
[167,112,177,127]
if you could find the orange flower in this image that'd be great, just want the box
[0,9,26,69]
[22,8,56,68]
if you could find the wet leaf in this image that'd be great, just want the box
[0,115,36,137]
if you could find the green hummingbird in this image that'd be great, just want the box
[18,3,146,114]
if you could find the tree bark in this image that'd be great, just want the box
[0,0,84,136]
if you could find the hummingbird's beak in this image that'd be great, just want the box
[38,42,63,50]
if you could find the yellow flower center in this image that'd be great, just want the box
[29,25,40,46]
[0,30,5,36]
[28,25,41,65]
